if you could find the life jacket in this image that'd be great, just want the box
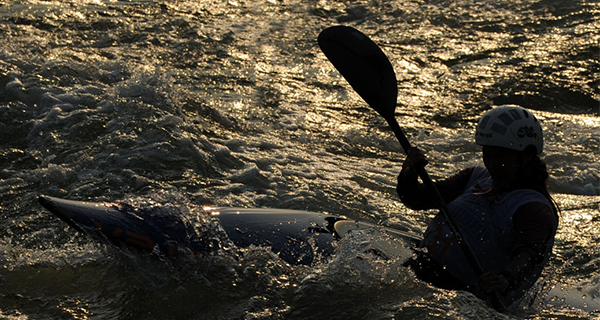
[421,166,556,305]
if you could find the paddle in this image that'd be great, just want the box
[317,25,505,311]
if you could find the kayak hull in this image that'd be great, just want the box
[39,195,421,265]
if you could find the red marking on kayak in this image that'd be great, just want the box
[124,231,155,250]
[168,245,176,257]
[111,228,124,237]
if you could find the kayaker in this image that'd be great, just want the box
[397,105,559,306]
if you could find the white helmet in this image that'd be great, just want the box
[475,105,543,154]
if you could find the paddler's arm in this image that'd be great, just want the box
[477,202,556,294]
[397,148,473,210]
[397,147,430,209]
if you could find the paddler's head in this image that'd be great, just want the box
[475,105,544,191]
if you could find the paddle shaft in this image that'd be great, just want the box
[385,115,486,276]
[386,109,505,311]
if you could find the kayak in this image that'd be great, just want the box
[38,195,421,265]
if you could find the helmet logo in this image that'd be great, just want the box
[517,126,537,139]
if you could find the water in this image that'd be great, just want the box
[0,0,598,318]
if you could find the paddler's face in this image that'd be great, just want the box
[482,146,523,191]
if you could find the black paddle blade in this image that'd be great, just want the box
[318,26,398,119]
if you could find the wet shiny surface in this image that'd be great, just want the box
[0,0,598,318]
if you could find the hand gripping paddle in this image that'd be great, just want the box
[318,25,505,312]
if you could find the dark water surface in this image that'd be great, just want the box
[1,0,598,318]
